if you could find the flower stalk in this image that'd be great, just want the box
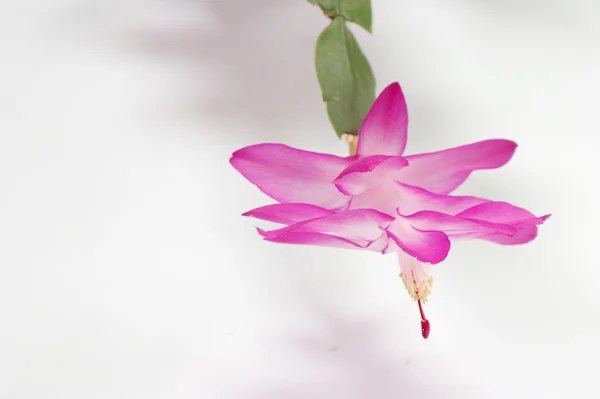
[345,133,359,156]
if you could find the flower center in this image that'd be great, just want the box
[400,267,433,302]
[399,259,433,339]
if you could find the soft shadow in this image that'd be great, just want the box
[250,298,472,399]
[127,0,329,141]
[53,0,332,142]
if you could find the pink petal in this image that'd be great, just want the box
[258,229,365,249]
[346,182,403,216]
[457,202,547,224]
[457,202,550,245]
[259,209,394,247]
[480,225,540,245]
[356,82,409,157]
[347,181,488,217]
[243,203,334,225]
[402,210,518,240]
[367,233,390,253]
[334,155,409,195]
[385,216,450,264]
[335,155,396,179]
[230,144,352,209]
[395,139,517,194]
[394,182,490,215]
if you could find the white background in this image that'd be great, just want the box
[1,1,599,398]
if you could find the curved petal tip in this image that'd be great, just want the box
[357,82,409,157]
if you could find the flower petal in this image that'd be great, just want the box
[457,201,547,223]
[356,82,409,157]
[457,202,550,245]
[402,210,518,240]
[334,155,409,195]
[347,181,488,217]
[346,183,399,216]
[367,233,390,253]
[258,229,364,249]
[243,203,334,225]
[385,216,450,264]
[482,225,539,245]
[394,182,490,215]
[395,139,517,194]
[259,209,395,247]
[230,143,352,209]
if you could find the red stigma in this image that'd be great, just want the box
[417,299,430,339]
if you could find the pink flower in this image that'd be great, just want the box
[230,82,549,338]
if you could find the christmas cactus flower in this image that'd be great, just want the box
[230,82,549,338]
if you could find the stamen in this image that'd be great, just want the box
[399,264,433,303]
[398,254,434,339]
